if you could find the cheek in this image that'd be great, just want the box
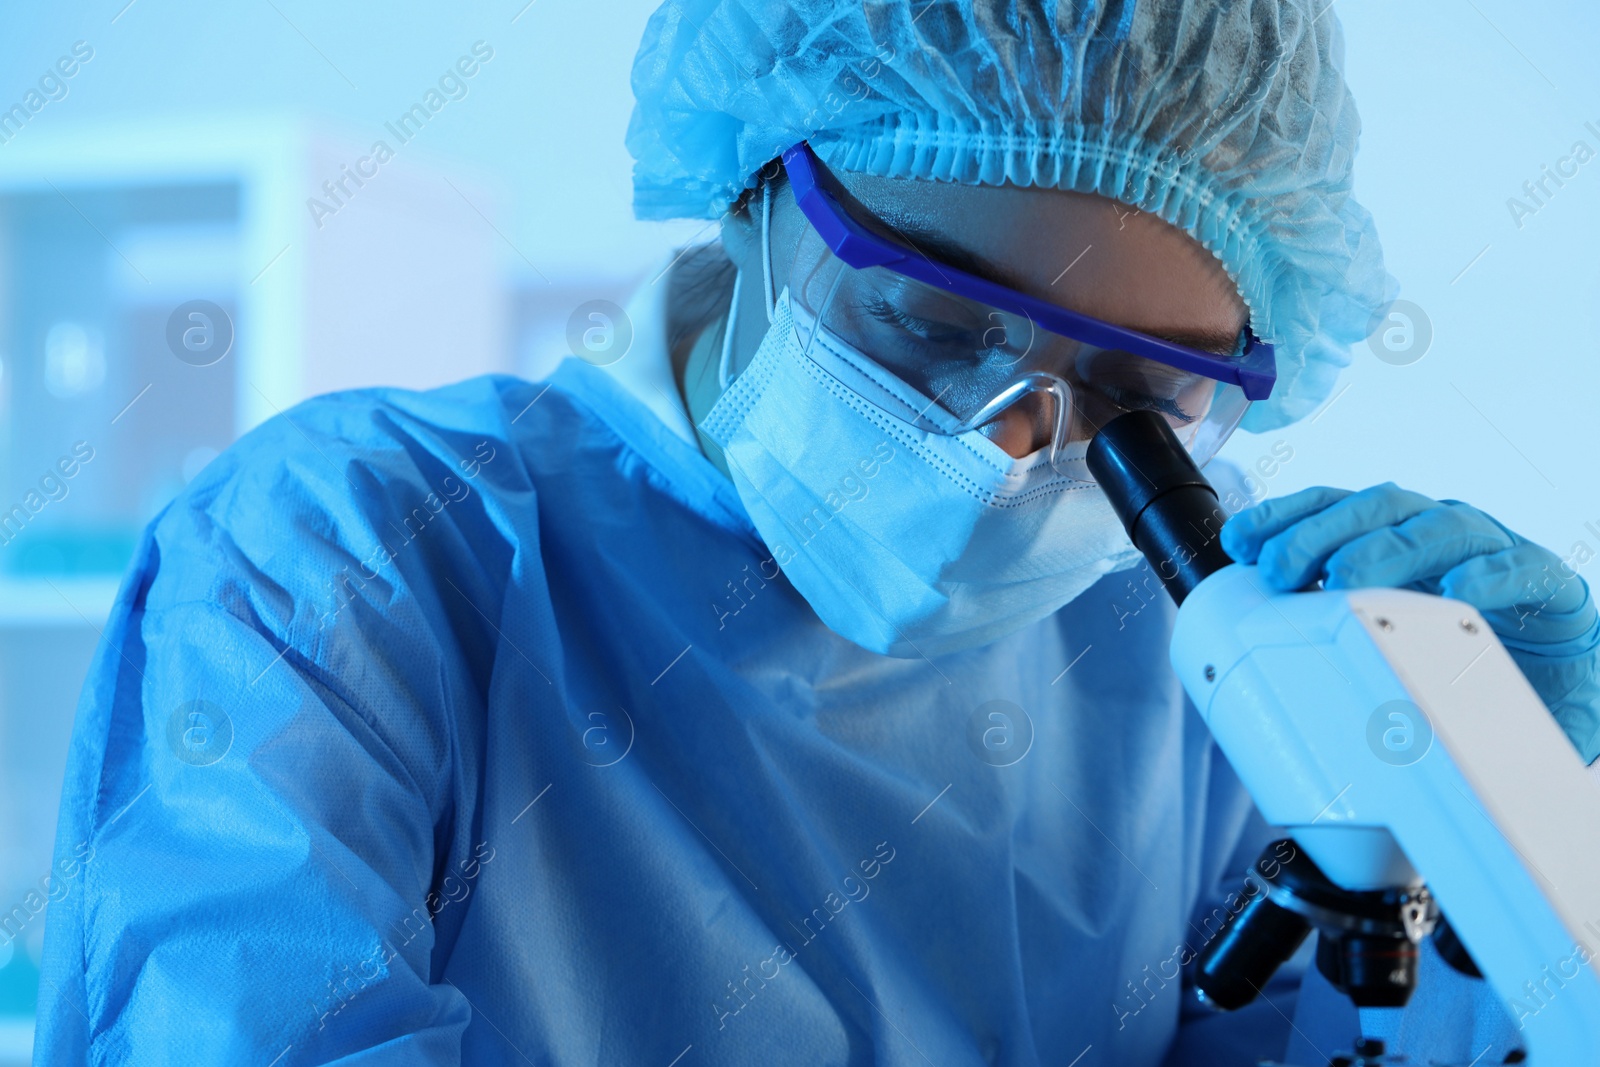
[979,408,1050,458]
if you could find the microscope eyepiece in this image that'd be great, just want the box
[1085,411,1234,606]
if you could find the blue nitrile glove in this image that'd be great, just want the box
[1220,483,1600,763]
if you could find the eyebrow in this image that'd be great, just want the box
[877,218,1037,295]
[1145,327,1247,357]
[870,218,1246,358]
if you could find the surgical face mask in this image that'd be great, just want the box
[699,286,1142,659]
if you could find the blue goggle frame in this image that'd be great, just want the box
[781,141,1277,402]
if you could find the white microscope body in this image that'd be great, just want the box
[1170,565,1600,1064]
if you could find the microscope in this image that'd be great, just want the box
[1086,412,1600,1066]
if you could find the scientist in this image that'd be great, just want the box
[35,0,1600,1064]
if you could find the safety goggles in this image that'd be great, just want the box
[776,142,1276,481]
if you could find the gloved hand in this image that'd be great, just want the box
[1220,483,1600,764]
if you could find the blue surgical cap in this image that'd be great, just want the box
[626,0,1396,430]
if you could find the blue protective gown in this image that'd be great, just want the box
[34,300,1314,1064]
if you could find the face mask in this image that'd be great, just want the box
[699,287,1142,659]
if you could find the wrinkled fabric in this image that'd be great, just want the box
[627,0,1396,430]
[35,355,1299,1064]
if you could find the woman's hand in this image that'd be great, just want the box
[1220,483,1600,763]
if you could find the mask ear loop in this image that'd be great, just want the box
[761,178,775,325]
[717,176,778,390]
[715,269,742,391]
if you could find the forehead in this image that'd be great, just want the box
[818,169,1249,344]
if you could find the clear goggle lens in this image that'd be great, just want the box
[785,226,1251,482]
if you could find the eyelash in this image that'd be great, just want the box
[862,297,991,350]
[1094,384,1199,424]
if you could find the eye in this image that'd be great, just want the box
[1094,383,1200,423]
[861,296,974,346]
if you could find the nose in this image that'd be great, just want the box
[978,394,1059,458]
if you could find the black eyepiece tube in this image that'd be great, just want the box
[1085,411,1234,607]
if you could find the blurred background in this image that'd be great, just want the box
[0,0,1594,1057]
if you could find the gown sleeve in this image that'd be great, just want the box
[33,390,512,1065]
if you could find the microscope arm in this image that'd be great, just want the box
[1170,566,1600,1064]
